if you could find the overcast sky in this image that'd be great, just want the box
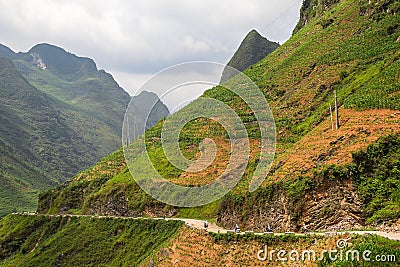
[0,0,302,109]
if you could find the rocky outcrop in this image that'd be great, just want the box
[293,0,341,34]
[301,179,364,231]
[38,177,178,218]
[85,183,176,218]
[217,178,364,232]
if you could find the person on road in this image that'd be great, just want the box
[302,223,309,234]
[265,224,273,233]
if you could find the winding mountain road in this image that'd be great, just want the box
[14,212,400,241]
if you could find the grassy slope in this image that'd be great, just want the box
[0,58,65,216]
[1,44,134,217]
[13,57,130,154]
[0,54,132,216]
[0,214,182,267]
[38,0,399,221]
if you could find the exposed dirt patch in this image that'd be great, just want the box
[270,109,400,181]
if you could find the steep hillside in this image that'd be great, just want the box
[0,58,62,215]
[11,44,169,153]
[12,43,130,153]
[220,29,279,83]
[293,0,342,34]
[38,0,400,232]
[0,44,169,217]
[0,0,399,265]
[0,214,182,267]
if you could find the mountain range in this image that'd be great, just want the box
[0,44,168,216]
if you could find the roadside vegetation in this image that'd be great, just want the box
[0,214,182,267]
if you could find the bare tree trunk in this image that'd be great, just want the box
[330,104,334,130]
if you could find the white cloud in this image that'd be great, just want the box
[182,36,210,52]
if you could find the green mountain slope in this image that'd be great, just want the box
[0,58,72,214]
[0,56,124,216]
[220,29,279,83]
[12,43,130,154]
[0,214,182,267]
[34,0,400,231]
[0,44,169,217]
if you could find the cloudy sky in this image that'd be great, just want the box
[0,0,302,109]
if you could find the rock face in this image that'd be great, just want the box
[86,193,177,218]
[217,178,364,232]
[301,179,364,231]
[30,52,47,70]
[293,0,341,34]
[220,30,279,83]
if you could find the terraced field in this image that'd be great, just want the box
[147,226,400,266]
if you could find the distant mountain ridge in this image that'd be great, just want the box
[0,44,16,59]
[127,91,170,142]
[0,43,169,216]
[220,30,279,83]
[27,43,98,77]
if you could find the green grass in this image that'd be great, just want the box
[351,135,400,223]
[176,200,220,220]
[0,214,183,267]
